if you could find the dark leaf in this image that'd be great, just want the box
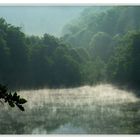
[19,98,27,104]
[16,104,25,111]
[8,101,15,107]
[12,92,18,100]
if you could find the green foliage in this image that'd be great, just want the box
[62,6,140,88]
[1,17,82,88]
[0,84,27,111]
[131,32,140,86]
[62,6,140,48]
[0,7,140,89]
[81,58,105,84]
[89,32,113,62]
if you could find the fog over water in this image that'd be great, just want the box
[15,84,139,134]
[20,84,138,109]
[0,84,140,134]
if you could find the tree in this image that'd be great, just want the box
[106,32,134,84]
[89,32,113,62]
[81,58,105,85]
[52,46,82,86]
[131,32,140,86]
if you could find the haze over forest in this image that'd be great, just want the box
[0,6,86,36]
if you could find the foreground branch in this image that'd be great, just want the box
[0,84,27,111]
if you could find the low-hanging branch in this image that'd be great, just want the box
[0,84,27,111]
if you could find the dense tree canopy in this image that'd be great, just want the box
[0,18,83,89]
[62,6,140,88]
[0,6,140,90]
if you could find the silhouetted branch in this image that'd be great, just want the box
[0,84,27,111]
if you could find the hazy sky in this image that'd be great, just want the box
[0,6,86,37]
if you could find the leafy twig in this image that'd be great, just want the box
[0,84,27,111]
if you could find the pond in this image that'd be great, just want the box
[0,84,140,134]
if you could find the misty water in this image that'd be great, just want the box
[0,84,140,134]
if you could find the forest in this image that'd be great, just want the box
[0,6,140,90]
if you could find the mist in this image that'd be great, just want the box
[0,84,140,134]
[0,6,86,36]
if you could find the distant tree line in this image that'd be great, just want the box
[0,18,83,89]
[0,6,140,89]
[62,6,140,88]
